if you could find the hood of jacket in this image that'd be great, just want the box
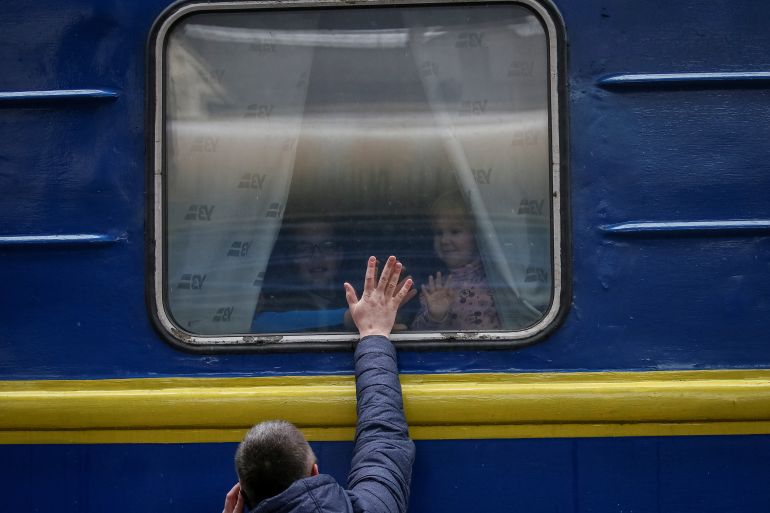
[249,474,353,513]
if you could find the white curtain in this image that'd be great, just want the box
[406,8,551,328]
[164,16,318,334]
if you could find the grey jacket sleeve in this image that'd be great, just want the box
[346,336,415,513]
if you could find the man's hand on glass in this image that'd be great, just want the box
[344,256,414,338]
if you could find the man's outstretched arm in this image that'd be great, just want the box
[344,256,416,513]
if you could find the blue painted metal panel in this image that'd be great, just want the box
[597,71,770,88]
[0,233,126,246]
[573,438,659,512]
[2,437,770,512]
[658,436,770,512]
[0,88,119,105]
[1,0,769,378]
[0,0,767,378]
[600,220,770,236]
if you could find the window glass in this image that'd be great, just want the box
[161,3,558,340]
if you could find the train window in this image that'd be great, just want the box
[151,1,564,348]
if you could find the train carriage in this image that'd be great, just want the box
[2,0,770,511]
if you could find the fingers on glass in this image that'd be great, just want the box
[344,282,358,307]
[396,278,413,301]
[378,255,397,288]
[388,261,402,292]
[364,256,377,292]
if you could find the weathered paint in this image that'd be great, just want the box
[2,369,770,443]
[0,0,769,378]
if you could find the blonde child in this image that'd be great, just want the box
[412,191,501,331]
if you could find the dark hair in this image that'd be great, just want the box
[235,420,316,509]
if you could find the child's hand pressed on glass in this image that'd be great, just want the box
[421,272,455,322]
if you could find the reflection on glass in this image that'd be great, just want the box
[163,4,553,336]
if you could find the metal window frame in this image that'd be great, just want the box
[146,0,570,353]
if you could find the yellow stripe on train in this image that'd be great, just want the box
[2,369,770,444]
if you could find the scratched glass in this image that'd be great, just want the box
[162,4,555,338]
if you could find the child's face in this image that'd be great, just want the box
[432,216,477,269]
[292,223,341,287]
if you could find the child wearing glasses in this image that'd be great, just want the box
[251,221,352,332]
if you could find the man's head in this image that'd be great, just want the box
[235,420,318,509]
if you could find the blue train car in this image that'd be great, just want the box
[2,0,770,511]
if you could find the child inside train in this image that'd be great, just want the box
[252,218,417,333]
[251,220,353,333]
[411,190,501,331]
